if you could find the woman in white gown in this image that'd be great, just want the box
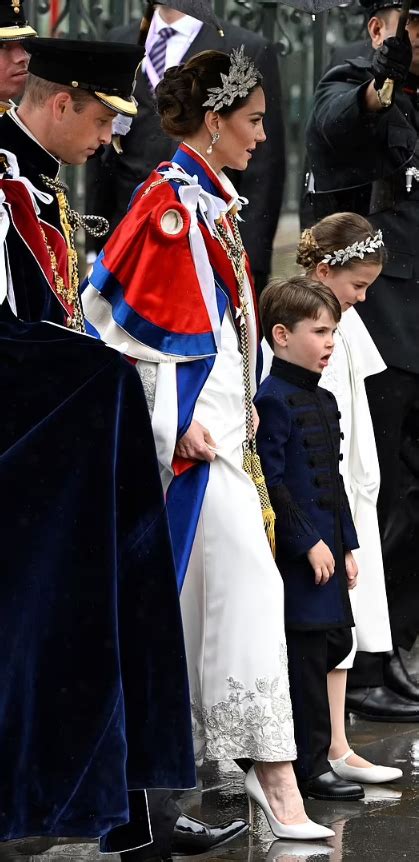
[83,48,332,839]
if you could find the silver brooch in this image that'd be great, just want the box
[203,45,261,112]
[322,230,384,266]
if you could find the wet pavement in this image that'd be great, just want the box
[193,644,419,862]
[2,646,419,862]
[192,721,419,862]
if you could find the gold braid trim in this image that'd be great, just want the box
[215,213,276,556]
[40,175,96,334]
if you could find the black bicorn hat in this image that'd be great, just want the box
[0,0,37,40]
[23,37,144,117]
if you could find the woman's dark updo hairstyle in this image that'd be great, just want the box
[296,212,387,271]
[156,49,263,140]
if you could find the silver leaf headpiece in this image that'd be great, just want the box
[203,45,261,112]
[321,230,384,266]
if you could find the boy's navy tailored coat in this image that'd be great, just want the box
[255,356,358,631]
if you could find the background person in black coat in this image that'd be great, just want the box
[304,0,419,721]
[85,6,285,295]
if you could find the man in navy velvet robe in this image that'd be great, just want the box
[0,312,196,851]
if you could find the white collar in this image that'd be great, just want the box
[151,9,202,39]
[9,106,61,173]
[181,143,246,213]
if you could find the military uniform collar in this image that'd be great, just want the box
[5,106,60,180]
[270,355,321,391]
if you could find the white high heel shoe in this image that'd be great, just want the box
[244,766,335,841]
[329,749,403,784]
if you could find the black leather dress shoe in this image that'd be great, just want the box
[171,814,249,855]
[383,648,419,702]
[346,685,419,721]
[300,770,364,800]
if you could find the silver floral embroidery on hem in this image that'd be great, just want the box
[137,361,157,418]
[191,644,297,763]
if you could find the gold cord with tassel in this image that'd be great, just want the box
[215,213,276,556]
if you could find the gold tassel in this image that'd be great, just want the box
[243,449,276,557]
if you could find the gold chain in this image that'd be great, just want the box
[39,175,86,333]
[215,213,276,554]
[215,215,253,444]
[39,224,85,333]
[40,174,109,238]
[40,225,72,303]
[142,177,170,197]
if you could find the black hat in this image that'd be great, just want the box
[23,37,144,117]
[358,0,419,16]
[0,0,36,40]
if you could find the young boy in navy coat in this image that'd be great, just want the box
[255,276,362,801]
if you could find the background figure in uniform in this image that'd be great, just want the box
[304,0,419,721]
[85,4,285,295]
[83,46,334,843]
[0,0,36,107]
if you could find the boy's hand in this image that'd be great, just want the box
[307,540,335,586]
[345,551,358,590]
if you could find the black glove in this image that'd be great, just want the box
[372,33,412,90]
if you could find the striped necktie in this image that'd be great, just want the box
[148,27,175,84]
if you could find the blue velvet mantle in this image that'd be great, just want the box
[0,318,195,843]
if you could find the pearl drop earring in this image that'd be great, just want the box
[206,132,220,155]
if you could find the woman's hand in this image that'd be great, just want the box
[307,540,335,586]
[345,551,358,590]
[175,420,217,463]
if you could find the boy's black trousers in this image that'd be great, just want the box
[286,627,353,781]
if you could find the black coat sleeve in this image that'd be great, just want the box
[231,41,285,285]
[309,62,417,190]
[338,475,359,552]
[314,69,386,145]
[256,392,322,557]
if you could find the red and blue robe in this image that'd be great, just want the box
[83,144,260,590]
